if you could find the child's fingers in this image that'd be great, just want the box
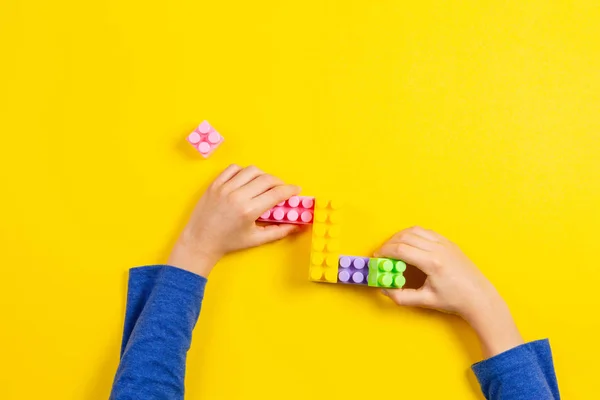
[253,224,301,245]
[392,226,441,243]
[388,232,437,252]
[418,227,450,244]
[237,174,285,199]
[223,165,265,192]
[252,184,301,214]
[382,288,435,308]
[374,243,435,274]
[211,164,243,187]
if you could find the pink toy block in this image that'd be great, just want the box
[258,196,315,225]
[338,255,369,285]
[186,120,224,158]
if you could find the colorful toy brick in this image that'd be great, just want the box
[255,192,409,289]
[367,258,407,288]
[258,196,315,225]
[309,198,343,283]
[338,255,369,285]
[186,120,224,158]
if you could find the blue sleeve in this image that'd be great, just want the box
[472,339,560,399]
[110,265,207,400]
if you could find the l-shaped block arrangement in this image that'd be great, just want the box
[258,196,407,288]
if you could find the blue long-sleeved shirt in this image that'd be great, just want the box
[109,266,560,399]
[472,339,560,399]
[110,266,207,399]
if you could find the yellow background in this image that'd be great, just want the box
[1,1,599,398]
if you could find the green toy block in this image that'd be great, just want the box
[367,258,407,288]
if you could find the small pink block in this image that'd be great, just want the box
[186,120,224,158]
[257,196,316,225]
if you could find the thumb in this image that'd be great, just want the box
[382,288,435,308]
[253,224,301,245]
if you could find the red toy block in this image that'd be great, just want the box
[186,120,224,158]
[258,196,315,225]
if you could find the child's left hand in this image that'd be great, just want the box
[168,164,302,277]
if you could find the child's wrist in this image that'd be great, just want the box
[168,240,220,278]
[464,294,524,358]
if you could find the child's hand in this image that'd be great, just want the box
[374,226,493,317]
[168,164,301,277]
[374,226,524,358]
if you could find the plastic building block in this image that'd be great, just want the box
[258,196,315,225]
[309,198,343,283]
[367,258,407,288]
[338,255,369,285]
[186,120,224,158]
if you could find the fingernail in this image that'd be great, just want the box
[381,289,389,297]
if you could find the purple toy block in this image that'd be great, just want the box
[338,255,369,285]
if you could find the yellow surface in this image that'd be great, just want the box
[1,1,599,398]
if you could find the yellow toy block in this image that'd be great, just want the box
[309,198,343,283]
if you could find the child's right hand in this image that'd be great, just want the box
[374,226,524,358]
[373,226,495,318]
